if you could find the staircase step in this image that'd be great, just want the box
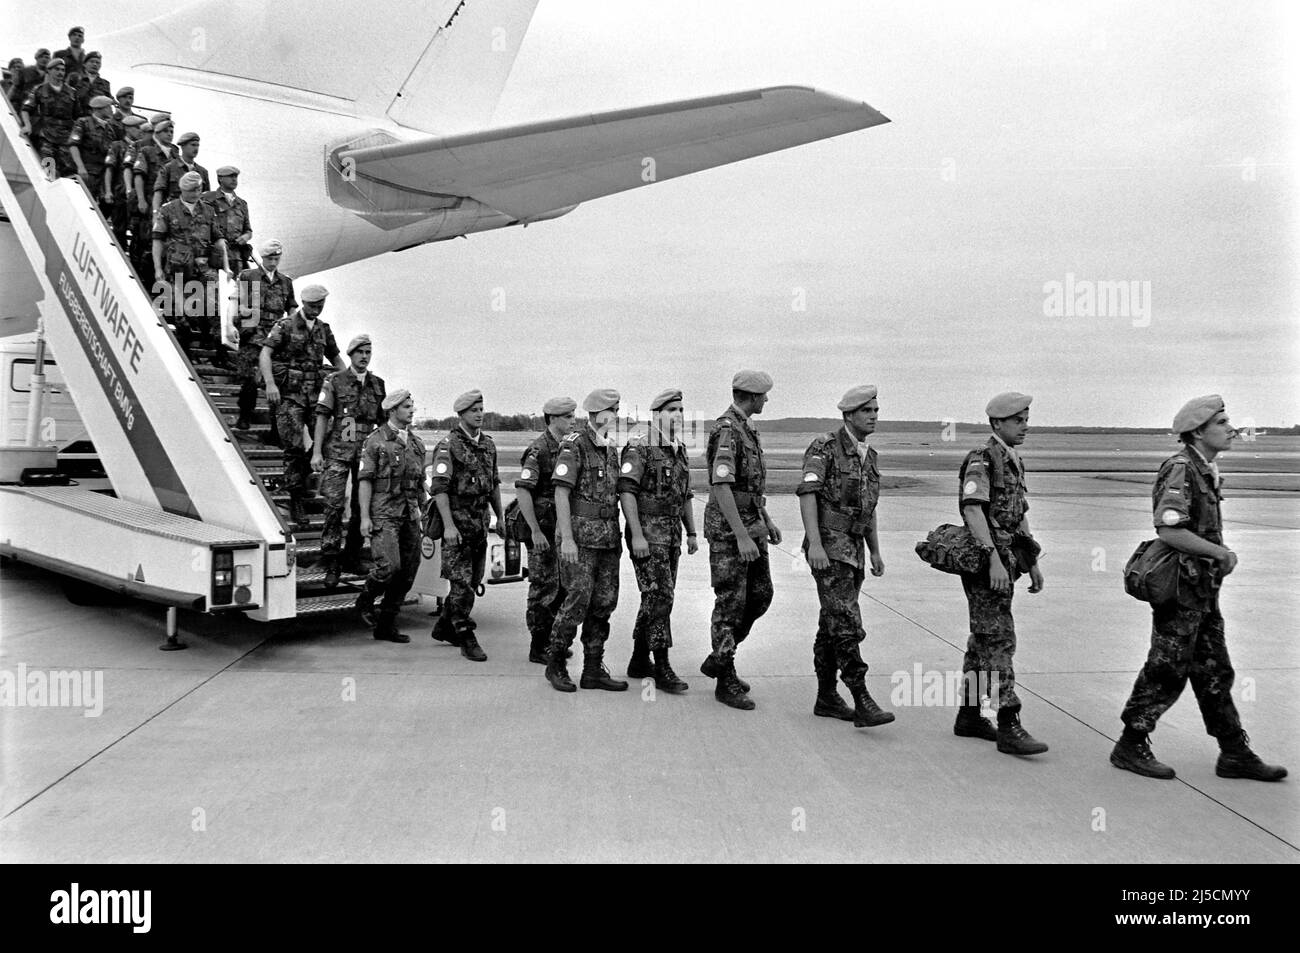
[294,592,365,617]
[296,567,368,589]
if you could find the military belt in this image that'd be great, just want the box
[636,498,683,516]
[819,509,870,536]
[574,500,618,519]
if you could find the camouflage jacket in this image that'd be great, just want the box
[315,368,386,464]
[154,158,210,201]
[24,83,80,142]
[235,267,296,343]
[104,138,137,198]
[703,404,767,541]
[618,429,693,548]
[428,426,500,540]
[152,197,222,271]
[67,115,115,171]
[959,436,1031,548]
[202,189,251,245]
[1153,448,1223,545]
[515,429,562,535]
[358,423,427,522]
[797,426,881,570]
[263,310,339,401]
[553,425,620,550]
[132,139,178,195]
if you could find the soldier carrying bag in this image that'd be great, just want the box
[1122,538,1222,606]
[423,499,443,541]
[502,497,530,543]
[915,523,989,575]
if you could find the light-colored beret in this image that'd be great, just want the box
[215,165,239,177]
[382,389,411,412]
[731,369,773,394]
[582,388,620,413]
[87,94,112,108]
[115,86,133,97]
[149,112,170,124]
[120,115,145,127]
[454,389,483,413]
[837,385,879,413]
[543,396,576,416]
[650,388,683,411]
[178,171,203,189]
[299,284,328,303]
[346,334,371,355]
[259,238,283,256]
[986,391,1032,419]
[1173,394,1225,433]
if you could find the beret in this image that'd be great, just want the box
[299,284,328,303]
[35,49,51,58]
[582,388,620,413]
[149,112,170,124]
[120,115,145,127]
[215,165,239,177]
[138,122,153,132]
[650,388,683,411]
[69,26,84,35]
[731,369,773,394]
[176,131,199,145]
[259,238,283,256]
[346,334,371,355]
[454,390,483,413]
[543,396,576,416]
[88,94,112,108]
[1172,394,1225,434]
[837,384,879,413]
[382,389,411,412]
[115,86,133,96]
[84,51,102,62]
[178,171,203,189]
[986,391,1032,419]
[47,58,66,69]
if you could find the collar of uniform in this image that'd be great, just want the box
[263,269,277,282]
[728,403,751,427]
[221,190,235,201]
[458,422,481,445]
[586,422,608,447]
[1184,443,1222,486]
[348,367,367,384]
[988,432,1021,472]
[180,200,197,214]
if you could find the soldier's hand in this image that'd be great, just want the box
[807,542,831,571]
[1220,550,1238,576]
[311,452,324,474]
[360,517,372,538]
[630,533,650,559]
[494,520,507,540]
[137,197,148,214]
[1028,564,1044,593]
[988,557,1011,592]
[766,521,782,545]
[737,534,761,563]
[686,534,698,555]
[530,529,550,553]
[560,536,579,565]
[265,382,280,404]
[443,525,460,548]
[869,551,885,577]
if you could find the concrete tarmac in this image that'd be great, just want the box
[2,493,1296,863]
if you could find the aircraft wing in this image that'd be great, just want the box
[338,86,889,221]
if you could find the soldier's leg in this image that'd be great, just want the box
[814,563,868,687]
[578,549,626,691]
[1120,602,1199,734]
[810,561,853,720]
[278,400,310,519]
[525,542,560,654]
[341,458,364,569]
[438,539,476,632]
[733,543,773,647]
[317,460,350,566]
[233,340,259,429]
[374,518,422,636]
[551,553,596,657]
[707,537,745,665]
[1187,606,1243,740]
[357,517,398,628]
[629,548,658,655]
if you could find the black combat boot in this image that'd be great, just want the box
[580,654,628,691]
[1216,731,1288,781]
[1110,727,1175,779]
[431,615,462,646]
[528,637,549,664]
[321,558,340,589]
[714,660,755,711]
[459,626,487,662]
[373,615,410,644]
[287,493,307,531]
[652,648,688,694]
[626,636,653,679]
[234,380,257,431]
[953,705,998,741]
[996,710,1049,756]
[848,682,895,728]
[546,655,577,693]
[813,674,855,722]
[354,582,381,627]
[701,653,750,692]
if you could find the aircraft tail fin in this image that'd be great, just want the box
[102,0,537,132]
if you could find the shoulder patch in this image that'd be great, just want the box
[555,463,570,476]
[803,472,819,482]
[716,463,730,478]
[964,480,978,495]
[520,467,533,480]
[1161,509,1182,526]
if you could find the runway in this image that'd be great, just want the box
[2,493,1296,863]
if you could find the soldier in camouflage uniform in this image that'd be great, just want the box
[700,370,779,711]
[152,170,228,361]
[130,117,177,289]
[103,114,145,248]
[955,392,1047,755]
[516,396,576,663]
[21,59,79,177]
[618,387,697,694]
[152,131,210,212]
[260,284,345,528]
[545,388,628,693]
[427,390,503,662]
[312,334,386,587]
[355,390,427,643]
[1111,395,1286,782]
[203,167,253,274]
[797,385,894,728]
[67,94,116,213]
[233,239,296,431]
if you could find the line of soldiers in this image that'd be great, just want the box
[310,363,1285,782]
[11,29,254,367]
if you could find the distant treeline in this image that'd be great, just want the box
[414,414,1299,435]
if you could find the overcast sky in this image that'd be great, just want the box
[13,1,1299,426]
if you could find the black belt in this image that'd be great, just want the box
[574,500,618,519]
[637,498,684,516]
[820,509,869,536]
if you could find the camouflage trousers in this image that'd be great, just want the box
[525,538,564,650]
[365,516,421,620]
[631,544,681,651]
[275,397,312,494]
[550,547,620,658]
[959,571,1020,711]
[37,137,73,177]
[707,536,773,662]
[439,535,487,637]
[319,457,362,564]
[811,560,868,687]
[1121,600,1242,737]
[156,269,220,345]
[234,332,264,383]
